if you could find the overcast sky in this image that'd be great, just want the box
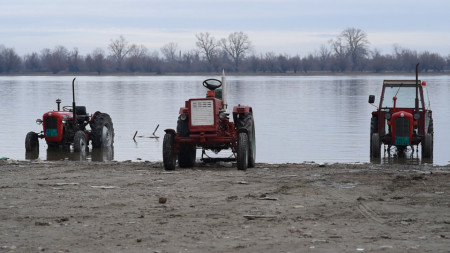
[1,0,450,56]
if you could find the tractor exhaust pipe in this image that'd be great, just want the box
[221,69,227,110]
[72,78,77,123]
[415,63,419,113]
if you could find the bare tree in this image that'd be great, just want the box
[0,47,22,73]
[220,31,252,71]
[160,42,179,62]
[40,46,68,74]
[24,52,41,72]
[125,44,148,72]
[86,48,107,74]
[67,47,83,72]
[108,35,132,70]
[195,32,218,67]
[317,44,331,70]
[340,28,370,69]
[328,38,349,72]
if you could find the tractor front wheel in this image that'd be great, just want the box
[370,133,381,158]
[422,133,433,158]
[90,113,114,148]
[25,131,39,152]
[237,132,249,171]
[73,131,87,152]
[163,133,176,170]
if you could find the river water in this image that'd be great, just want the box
[0,75,449,165]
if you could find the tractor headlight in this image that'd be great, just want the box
[219,111,228,120]
[179,113,187,121]
[36,119,43,125]
[62,115,69,124]
[413,113,420,120]
[384,113,391,120]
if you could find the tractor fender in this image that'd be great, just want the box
[179,107,188,115]
[232,105,252,123]
[164,129,176,135]
[89,111,101,123]
[232,105,252,114]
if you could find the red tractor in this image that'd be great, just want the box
[25,78,114,153]
[368,63,433,158]
[163,72,255,170]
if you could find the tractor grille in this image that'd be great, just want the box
[190,100,214,126]
[44,116,58,137]
[395,117,410,137]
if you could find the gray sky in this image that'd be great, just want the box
[1,0,449,56]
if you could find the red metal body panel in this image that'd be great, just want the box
[187,97,222,133]
[42,111,73,143]
[390,111,413,145]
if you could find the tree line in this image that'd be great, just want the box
[1,28,449,74]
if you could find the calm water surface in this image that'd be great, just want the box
[0,75,449,165]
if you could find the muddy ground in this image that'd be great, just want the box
[0,160,449,253]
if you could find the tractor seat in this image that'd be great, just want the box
[75,106,87,115]
[75,106,89,123]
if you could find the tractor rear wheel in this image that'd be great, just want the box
[237,113,256,168]
[90,113,114,148]
[73,131,87,152]
[370,133,381,158]
[163,133,176,171]
[237,132,249,171]
[25,131,39,152]
[178,144,196,168]
[422,133,433,158]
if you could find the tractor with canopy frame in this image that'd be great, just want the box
[368,63,433,159]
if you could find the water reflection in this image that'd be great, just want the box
[371,145,433,165]
[25,147,114,162]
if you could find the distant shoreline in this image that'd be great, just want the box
[1,71,450,77]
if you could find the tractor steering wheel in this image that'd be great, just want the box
[203,79,222,91]
[63,106,73,112]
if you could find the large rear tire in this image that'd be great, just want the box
[236,113,256,168]
[422,133,433,158]
[237,132,249,171]
[176,117,196,168]
[163,133,176,171]
[178,144,196,168]
[90,113,114,148]
[25,131,39,152]
[73,131,87,152]
[370,133,381,158]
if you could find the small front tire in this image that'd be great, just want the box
[25,132,39,152]
[73,131,87,152]
[370,133,381,158]
[163,133,176,171]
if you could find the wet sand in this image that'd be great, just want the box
[1,160,449,252]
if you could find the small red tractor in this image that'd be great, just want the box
[368,63,433,158]
[25,78,114,153]
[163,71,255,170]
